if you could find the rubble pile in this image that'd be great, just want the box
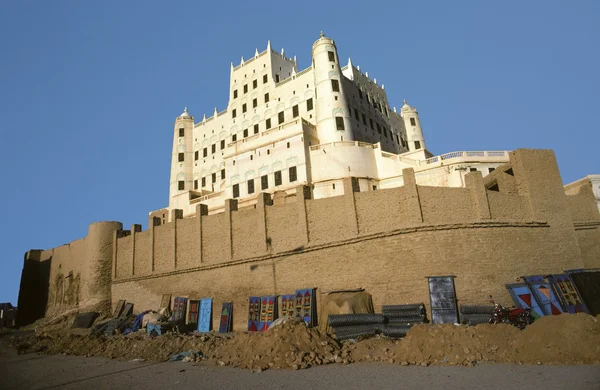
[14,313,600,370]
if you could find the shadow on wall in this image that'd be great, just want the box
[16,252,51,326]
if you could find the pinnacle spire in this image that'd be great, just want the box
[267,40,271,51]
[255,48,259,57]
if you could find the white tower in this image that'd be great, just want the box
[169,108,194,208]
[312,33,354,144]
[401,99,426,151]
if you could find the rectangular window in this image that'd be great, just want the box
[212,173,216,183]
[243,128,248,138]
[263,74,268,83]
[253,79,257,89]
[410,117,416,126]
[178,153,184,162]
[220,140,225,149]
[253,98,257,108]
[293,105,299,118]
[201,177,206,187]
[306,98,313,111]
[247,179,255,194]
[254,124,259,134]
[194,151,198,161]
[328,51,335,62]
[264,93,269,103]
[415,140,421,149]
[358,89,363,100]
[179,128,184,137]
[275,74,280,82]
[335,117,345,130]
[362,114,367,125]
[366,94,370,103]
[331,79,340,92]
[194,179,198,190]
[233,90,238,99]
[469,167,477,172]
[354,108,359,120]
[178,181,184,190]
[266,118,271,129]
[278,111,284,124]
[232,109,236,118]
[232,134,237,142]
[369,118,374,130]
[384,107,388,117]
[233,183,239,198]
[261,175,268,190]
[242,103,247,113]
[211,144,216,154]
[221,169,225,179]
[203,147,207,158]
[274,170,282,186]
[289,166,297,182]
[243,84,248,94]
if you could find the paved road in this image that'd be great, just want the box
[1,334,598,389]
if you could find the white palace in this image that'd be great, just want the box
[160,33,512,218]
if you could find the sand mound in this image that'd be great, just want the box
[14,313,600,369]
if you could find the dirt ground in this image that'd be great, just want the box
[10,313,600,371]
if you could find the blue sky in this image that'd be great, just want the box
[1,1,598,305]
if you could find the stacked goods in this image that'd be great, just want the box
[382,304,426,338]
[328,314,385,340]
[459,305,494,325]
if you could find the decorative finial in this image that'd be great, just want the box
[241,56,244,65]
[230,62,234,72]
[202,113,206,122]
[382,84,385,90]
[374,78,377,85]
[267,40,271,51]
[255,48,259,57]
[184,106,188,113]
[403,98,407,105]
[320,31,324,38]
[281,48,284,56]
[394,107,397,113]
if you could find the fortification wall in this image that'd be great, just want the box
[17,222,122,325]
[110,150,599,330]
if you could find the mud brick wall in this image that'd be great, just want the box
[109,150,599,330]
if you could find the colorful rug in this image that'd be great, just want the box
[280,294,296,318]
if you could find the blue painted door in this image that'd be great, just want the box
[547,274,589,314]
[506,283,544,318]
[197,298,212,332]
[522,276,564,316]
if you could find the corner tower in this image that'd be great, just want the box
[312,33,354,144]
[401,99,426,151]
[169,108,194,209]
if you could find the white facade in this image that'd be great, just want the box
[161,35,511,218]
